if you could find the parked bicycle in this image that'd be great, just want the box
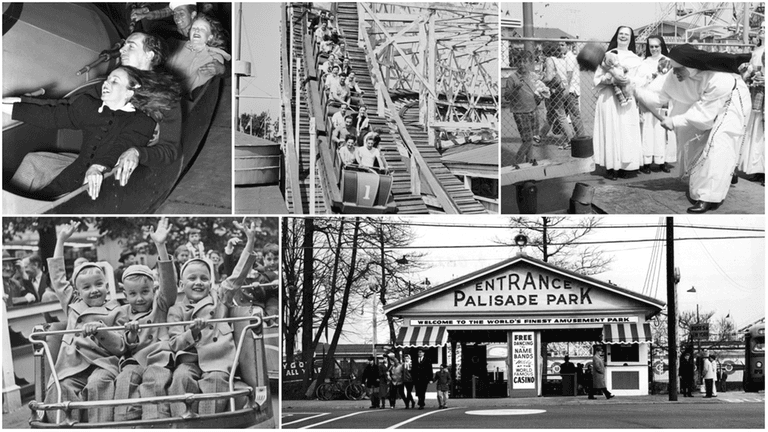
[316,375,366,401]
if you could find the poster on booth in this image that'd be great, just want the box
[512,331,535,389]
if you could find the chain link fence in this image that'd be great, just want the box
[500,37,756,168]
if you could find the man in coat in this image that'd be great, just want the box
[589,345,614,400]
[679,351,696,397]
[411,348,433,410]
[21,254,51,302]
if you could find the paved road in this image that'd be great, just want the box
[283,394,764,429]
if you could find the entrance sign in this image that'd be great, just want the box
[512,332,535,389]
[410,316,638,326]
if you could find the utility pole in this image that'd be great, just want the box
[542,217,548,262]
[666,217,678,401]
[522,3,534,53]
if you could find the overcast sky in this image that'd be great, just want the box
[236,3,282,120]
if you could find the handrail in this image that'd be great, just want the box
[357,3,461,214]
[281,3,304,215]
[28,316,261,337]
[30,388,252,411]
[29,315,265,423]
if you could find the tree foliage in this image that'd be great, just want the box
[239,111,280,141]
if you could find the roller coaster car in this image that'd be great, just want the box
[338,164,396,214]
[2,3,223,214]
[28,308,276,428]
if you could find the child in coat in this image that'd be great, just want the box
[113,218,178,420]
[45,222,127,423]
[167,220,259,416]
[433,364,452,409]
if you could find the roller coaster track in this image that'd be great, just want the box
[339,2,488,214]
[284,3,490,214]
[284,4,329,214]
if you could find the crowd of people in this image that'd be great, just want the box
[361,349,449,410]
[505,26,764,214]
[309,10,388,172]
[4,218,278,423]
[2,2,230,202]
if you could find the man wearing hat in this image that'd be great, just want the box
[114,249,137,287]
[636,44,751,214]
[3,251,36,305]
[703,353,718,398]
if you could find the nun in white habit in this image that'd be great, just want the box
[636,44,751,214]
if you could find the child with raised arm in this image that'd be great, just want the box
[113,218,178,421]
[45,221,127,423]
[167,220,259,416]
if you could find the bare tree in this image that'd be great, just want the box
[498,216,613,275]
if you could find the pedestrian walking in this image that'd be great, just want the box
[361,356,380,409]
[386,353,404,409]
[703,353,717,398]
[402,354,416,409]
[433,364,452,409]
[588,346,614,400]
[679,351,696,397]
[412,349,432,410]
[377,355,389,408]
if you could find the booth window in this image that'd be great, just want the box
[610,344,639,363]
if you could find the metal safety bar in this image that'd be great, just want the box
[29,315,264,424]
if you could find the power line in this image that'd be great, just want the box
[287,235,765,250]
[366,220,765,233]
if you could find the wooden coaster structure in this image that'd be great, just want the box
[358,2,499,147]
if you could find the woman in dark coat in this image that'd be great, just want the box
[679,351,696,397]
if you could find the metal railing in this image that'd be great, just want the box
[29,314,275,425]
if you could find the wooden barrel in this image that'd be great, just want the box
[234,132,281,185]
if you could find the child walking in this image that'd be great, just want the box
[45,221,127,423]
[167,220,259,416]
[433,364,452,409]
[113,217,178,420]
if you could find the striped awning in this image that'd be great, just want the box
[602,323,653,344]
[395,326,448,348]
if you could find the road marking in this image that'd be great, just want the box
[282,413,329,427]
[299,411,374,429]
[386,407,460,429]
[466,409,547,416]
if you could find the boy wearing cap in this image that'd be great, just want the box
[45,221,127,423]
[433,364,451,409]
[114,218,177,420]
[167,220,259,416]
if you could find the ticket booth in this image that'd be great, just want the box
[385,253,664,397]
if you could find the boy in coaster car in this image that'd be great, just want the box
[45,221,127,423]
[167,220,259,416]
[113,218,177,421]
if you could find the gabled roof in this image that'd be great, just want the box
[385,253,665,315]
